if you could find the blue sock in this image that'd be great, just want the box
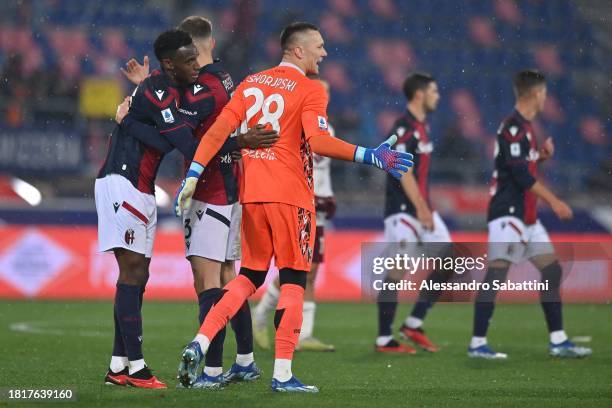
[230,301,254,355]
[377,283,398,336]
[473,301,495,337]
[473,267,507,337]
[539,262,563,333]
[112,307,126,357]
[198,288,226,368]
[139,285,145,310]
[411,269,448,320]
[115,283,143,361]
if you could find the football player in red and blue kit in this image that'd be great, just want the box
[468,70,592,359]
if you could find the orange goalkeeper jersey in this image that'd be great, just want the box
[193,62,348,212]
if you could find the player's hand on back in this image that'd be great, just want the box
[551,199,573,221]
[115,96,131,124]
[120,56,150,86]
[238,124,280,149]
[359,135,413,180]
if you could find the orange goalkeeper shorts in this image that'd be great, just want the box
[240,202,315,272]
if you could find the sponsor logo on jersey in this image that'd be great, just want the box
[193,84,203,94]
[154,90,165,100]
[161,108,175,123]
[178,108,197,116]
[317,116,328,130]
[222,76,234,91]
[243,148,277,161]
[113,202,120,213]
[220,153,232,164]
[416,141,434,154]
[528,148,540,161]
[196,209,204,220]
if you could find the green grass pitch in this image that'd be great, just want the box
[0,301,610,407]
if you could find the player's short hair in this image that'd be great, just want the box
[513,69,546,98]
[153,29,193,61]
[178,16,213,41]
[402,72,436,101]
[280,22,319,51]
[306,73,320,80]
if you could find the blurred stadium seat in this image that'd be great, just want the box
[0,0,609,226]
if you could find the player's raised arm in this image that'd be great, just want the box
[303,83,414,179]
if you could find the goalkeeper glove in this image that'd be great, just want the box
[354,135,413,179]
[174,162,204,216]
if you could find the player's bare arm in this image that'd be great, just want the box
[399,169,434,230]
[530,181,573,220]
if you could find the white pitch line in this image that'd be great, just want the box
[9,321,105,337]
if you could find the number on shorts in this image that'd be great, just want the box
[240,87,285,133]
[184,218,192,240]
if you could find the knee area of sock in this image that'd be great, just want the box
[483,265,509,282]
[279,268,307,289]
[540,261,562,286]
[198,287,223,303]
[239,268,267,289]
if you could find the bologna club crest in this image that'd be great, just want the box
[125,229,135,245]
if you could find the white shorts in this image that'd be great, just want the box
[183,200,242,262]
[94,174,157,257]
[487,216,554,264]
[384,211,452,256]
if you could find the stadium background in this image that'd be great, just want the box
[0,0,610,302]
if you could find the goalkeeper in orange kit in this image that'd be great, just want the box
[174,22,413,392]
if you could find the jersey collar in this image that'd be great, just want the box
[279,61,305,76]
[405,108,425,125]
[514,109,531,123]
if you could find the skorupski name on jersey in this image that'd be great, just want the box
[245,74,297,92]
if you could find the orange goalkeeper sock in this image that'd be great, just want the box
[198,275,256,341]
[274,283,305,360]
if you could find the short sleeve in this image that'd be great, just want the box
[388,121,416,155]
[218,82,247,130]
[130,80,183,132]
[498,124,536,190]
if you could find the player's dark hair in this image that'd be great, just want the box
[402,72,435,101]
[513,69,546,98]
[178,16,213,40]
[153,29,193,61]
[280,21,319,51]
[306,73,320,80]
